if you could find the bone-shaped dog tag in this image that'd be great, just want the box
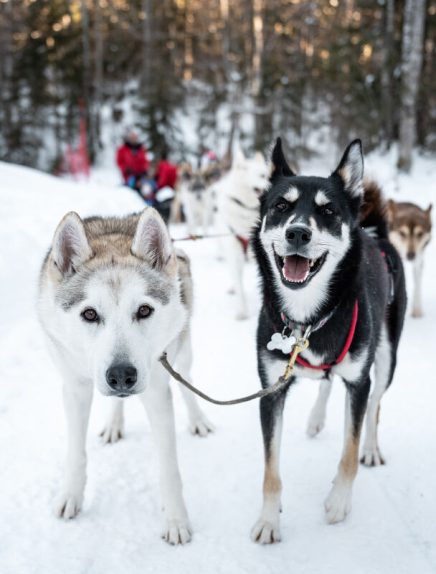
[267,332,296,354]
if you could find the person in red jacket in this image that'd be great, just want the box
[116,131,150,191]
[155,151,178,190]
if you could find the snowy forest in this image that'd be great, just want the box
[0,0,435,172]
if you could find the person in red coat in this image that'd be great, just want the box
[154,152,178,190]
[116,131,150,190]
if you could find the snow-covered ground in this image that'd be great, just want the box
[0,152,435,574]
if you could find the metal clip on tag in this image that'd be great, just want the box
[283,326,312,380]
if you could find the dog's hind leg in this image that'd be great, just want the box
[55,380,93,520]
[361,325,393,466]
[325,378,370,524]
[307,377,332,437]
[176,331,214,437]
[251,388,287,544]
[100,398,124,444]
[228,235,248,320]
[411,255,424,318]
[139,365,192,544]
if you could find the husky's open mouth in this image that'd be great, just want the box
[274,250,327,287]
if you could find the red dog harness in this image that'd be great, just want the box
[293,301,359,371]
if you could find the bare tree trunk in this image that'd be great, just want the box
[80,0,94,161]
[251,0,263,97]
[141,0,153,97]
[183,0,194,81]
[398,0,427,171]
[381,0,395,149]
[94,0,104,150]
[0,0,14,157]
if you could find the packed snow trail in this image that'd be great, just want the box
[0,159,435,574]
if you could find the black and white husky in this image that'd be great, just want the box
[251,138,407,543]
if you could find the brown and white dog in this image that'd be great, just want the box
[387,200,432,318]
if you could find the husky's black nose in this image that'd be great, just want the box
[286,225,312,248]
[106,363,137,394]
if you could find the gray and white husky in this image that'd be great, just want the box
[38,208,213,544]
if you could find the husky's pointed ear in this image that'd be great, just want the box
[332,139,364,198]
[131,208,176,274]
[270,137,295,180]
[426,203,432,220]
[386,199,397,224]
[51,212,92,275]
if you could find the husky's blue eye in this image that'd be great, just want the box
[137,305,153,320]
[81,308,99,323]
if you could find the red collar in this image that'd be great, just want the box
[295,301,359,370]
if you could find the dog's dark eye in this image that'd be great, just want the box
[275,199,288,212]
[137,304,153,320]
[81,308,99,323]
[415,231,423,239]
[321,205,335,216]
[399,230,408,238]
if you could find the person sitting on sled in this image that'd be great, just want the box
[155,151,177,191]
[116,130,150,193]
[153,151,178,223]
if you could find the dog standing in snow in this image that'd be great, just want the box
[38,208,213,545]
[216,150,269,319]
[251,138,406,543]
[386,199,432,318]
[179,165,219,236]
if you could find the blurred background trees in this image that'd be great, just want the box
[0,0,434,172]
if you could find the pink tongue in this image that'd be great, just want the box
[283,256,310,282]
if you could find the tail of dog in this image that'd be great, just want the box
[359,180,389,239]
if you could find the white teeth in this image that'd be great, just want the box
[281,267,310,283]
[309,260,314,268]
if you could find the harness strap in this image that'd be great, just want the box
[236,235,250,254]
[229,226,250,254]
[295,301,359,371]
[229,196,259,211]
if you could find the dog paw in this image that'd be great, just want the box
[161,519,192,545]
[251,518,281,544]
[411,308,423,318]
[54,491,83,519]
[100,418,124,444]
[324,484,352,524]
[188,413,215,437]
[360,447,385,467]
[306,411,325,438]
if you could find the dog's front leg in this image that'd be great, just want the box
[176,331,214,437]
[140,368,191,545]
[325,378,370,524]
[307,377,332,437]
[228,235,248,320]
[100,397,124,444]
[251,388,287,544]
[55,380,93,519]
